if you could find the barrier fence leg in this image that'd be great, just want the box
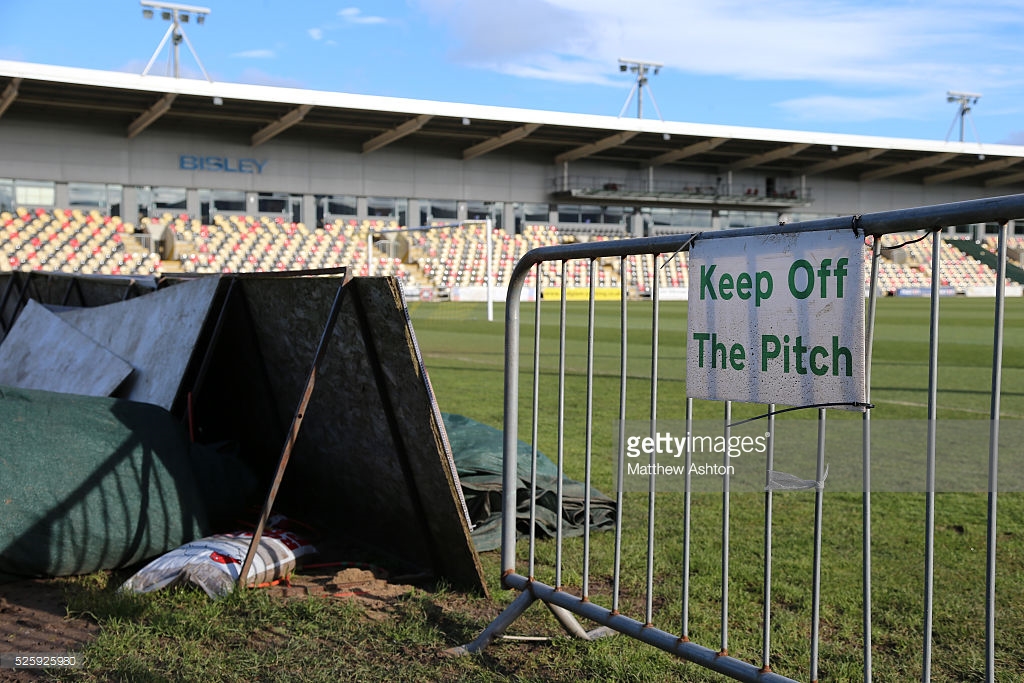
[443,589,537,656]
[444,587,619,658]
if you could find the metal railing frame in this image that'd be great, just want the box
[449,194,1024,682]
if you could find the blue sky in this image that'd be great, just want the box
[3,1,1024,145]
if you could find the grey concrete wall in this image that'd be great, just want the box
[0,114,1017,223]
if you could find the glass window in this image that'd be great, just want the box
[394,197,407,226]
[257,192,289,214]
[601,205,628,225]
[429,199,457,221]
[108,184,122,217]
[210,189,244,214]
[720,210,777,229]
[647,207,711,229]
[0,179,14,214]
[199,189,211,223]
[465,200,489,221]
[68,183,107,208]
[67,183,122,215]
[522,203,549,223]
[14,180,55,209]
[557,204,580,223]
[367,196,396,218]
[139,186,187,216]
[319,194,356,219]
[580,205,606,224]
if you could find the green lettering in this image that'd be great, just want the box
[832,336,853,377]
[693,332,711,367]
[794,335,808,375]
[810,346,829,376]
[736,271,752,300]
[719,273,734,300]
[729,343,745,370]
[700,265,717,301]
[789,260,814,299]
[761,335,780,371]
[756,271,773,307]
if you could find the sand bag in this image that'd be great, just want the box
[120,516,316,598]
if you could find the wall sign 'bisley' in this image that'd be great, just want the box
[179,155,268,174]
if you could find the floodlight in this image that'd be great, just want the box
[462,117,470,125]
[662,132,671,141]
[140,1,213,81]
[947,90,981,104]
[212,96,223,106]
[617,58,665,120]
[945,91,981,143]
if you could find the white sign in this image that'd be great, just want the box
[686,230,866,408]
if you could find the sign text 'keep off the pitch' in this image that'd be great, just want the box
[685,230,867,408]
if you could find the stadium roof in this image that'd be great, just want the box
[4,59,1024,191]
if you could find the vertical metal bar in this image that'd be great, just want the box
[922,229,941,681]
[721,400,732,655]
[810,408,827,683]
[682,395,694,640]
[556,260,568,589]
[863,236,882,682]
[613,256,628,612]
[501,271,525,579]
[528,263,542,578]
[985,222,1007,683]
[761,403,776,672]
[646,253,661,625]
[582,257,596,600]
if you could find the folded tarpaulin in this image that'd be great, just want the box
[0,385,259,582]
[443,413,616,552]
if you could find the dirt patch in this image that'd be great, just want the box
[0,579,99,682]
[0,567,490,680]
[260,566,424,619]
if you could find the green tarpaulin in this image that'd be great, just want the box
[443,413,616,552]
[0,385,257,582]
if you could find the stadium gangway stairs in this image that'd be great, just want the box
[447,194,1024,682]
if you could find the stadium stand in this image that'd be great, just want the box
[170,214,411,282]
[1,207,161,275]
[4,209,1022,296]
[872,233,1018,293]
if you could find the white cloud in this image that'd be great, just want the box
[412,0,1024,93]
[308,28,323,40]
[495,55,617,86]
[774,93,936,123]
[231,49,275,59]
[338,7,387,25]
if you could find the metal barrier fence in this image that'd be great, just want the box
[449,194,1024,682]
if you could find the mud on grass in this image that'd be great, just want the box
[1,566,723,683]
